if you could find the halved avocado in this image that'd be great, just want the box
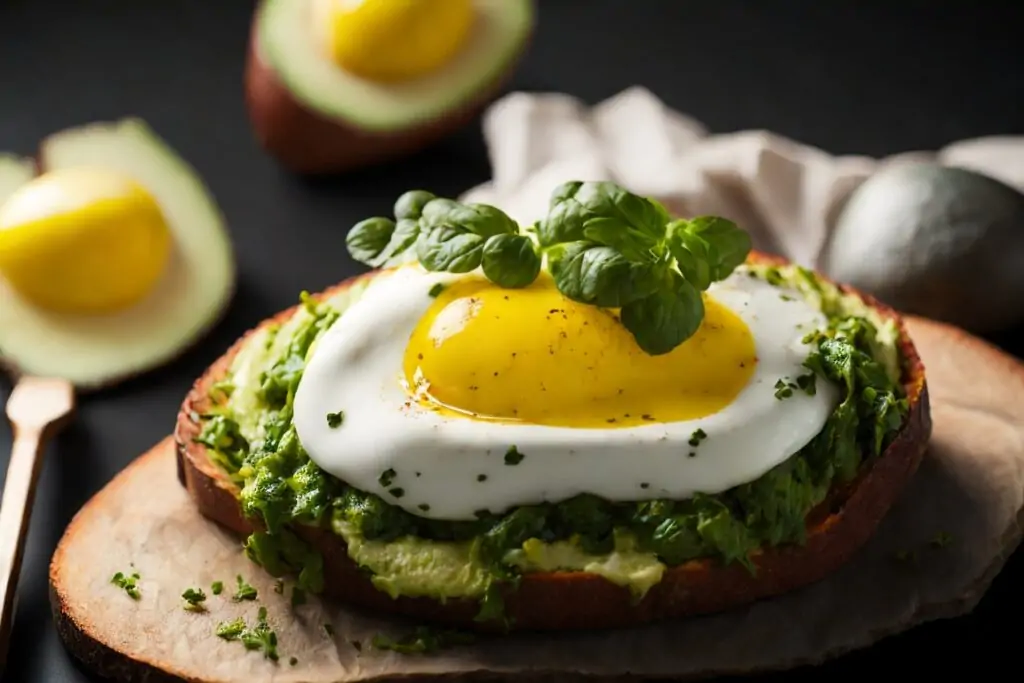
[245,0,534,173]
[0,119,235,390]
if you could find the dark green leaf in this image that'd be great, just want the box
[666,220,713,290]
[668,217,751,288]
[373,218,420,267]
[582,216,660,262]
[448,203,519,238]
[481,234,541,288]
[686,216,751,278]
[416,226,485,273]
[346,217,395,266]
[620,272,704,354]
[548,242,661,307]
[573,181,668,241]
[538,181,669,247]
[394,190,436,220]
[420,199,517,238]
[538,181,587,246]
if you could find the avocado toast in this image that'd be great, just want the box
[174,243,930,632]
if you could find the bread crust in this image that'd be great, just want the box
[174,254,931,631]
[243,17,528,175]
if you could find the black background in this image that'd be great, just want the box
[1,1,1022,680]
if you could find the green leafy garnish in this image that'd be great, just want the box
[504,445,524,466]
[182,587,207,612]
[378,468,397,488]
[481,233,542,288]
[211,580,224,595]
[215,608,279,661]
[326,411,344,428]
[111,570,141,600]
[343,181,751,355]
[371,626,476,655]
[215,618,246,640]
[233,575,258,602]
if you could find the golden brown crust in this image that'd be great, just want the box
[173,253,931,631]
[243,18,528,175]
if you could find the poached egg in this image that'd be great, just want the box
[293,264,838,520]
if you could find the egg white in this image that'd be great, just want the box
[293,265,840,521]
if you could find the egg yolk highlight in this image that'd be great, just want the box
[403,275,758,428]
[314,0,473,82]
[0,167,172,314]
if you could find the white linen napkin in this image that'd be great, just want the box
[459,86,1024,272]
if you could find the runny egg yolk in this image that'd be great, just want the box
[313,0,474,82]
[403,275,758,428]
[0,167,171,314]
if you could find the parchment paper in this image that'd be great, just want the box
[458,87,1024,272]
[51,317,1024,682]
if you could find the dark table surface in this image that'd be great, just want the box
[1,1,1022,680]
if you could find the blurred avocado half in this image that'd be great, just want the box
[245,0,534,174]
[822,163,1024,332]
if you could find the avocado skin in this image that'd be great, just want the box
[823,163,1024,332]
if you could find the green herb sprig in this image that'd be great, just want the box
[215,607,279,661]
[111,570,141,600]
[345,182,751,355]
[182,587,207,612]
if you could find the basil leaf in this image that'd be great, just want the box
[548,241,661,308]
[481,234,541,288]
[669,217,751,286]
[417,226,485,273]
[346,217,395,266]
[582,216,660,262]
[667,222,713,290]
[394,190,436,220]
[574,181,668,242]
[419,198,464,230]
[538,181,588,246]
[374,218,420,267]
[620,272,704,355]
[539,181,669,248]
[446,203,519,239]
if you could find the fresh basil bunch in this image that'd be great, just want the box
[346,190,541,288]
[345,182,751,355]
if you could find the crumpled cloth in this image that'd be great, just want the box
[459,86,1024,271]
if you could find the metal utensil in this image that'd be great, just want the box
[0,376,75,671]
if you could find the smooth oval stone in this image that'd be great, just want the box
[822,163,1024,332]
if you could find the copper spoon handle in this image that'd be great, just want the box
[0,426,46,668]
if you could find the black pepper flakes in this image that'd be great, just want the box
[389,487,405,499]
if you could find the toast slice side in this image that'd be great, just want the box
[174,255,931,631]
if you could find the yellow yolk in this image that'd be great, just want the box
[403,275,758,428]
[0,167,172,314]
[314,0,474,82]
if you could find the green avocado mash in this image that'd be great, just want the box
[195,264,908,623]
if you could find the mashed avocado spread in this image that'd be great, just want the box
[196,263,907,622]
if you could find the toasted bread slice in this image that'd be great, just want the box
[173,253,931,631]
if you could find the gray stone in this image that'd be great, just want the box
[821,163,1024,332]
